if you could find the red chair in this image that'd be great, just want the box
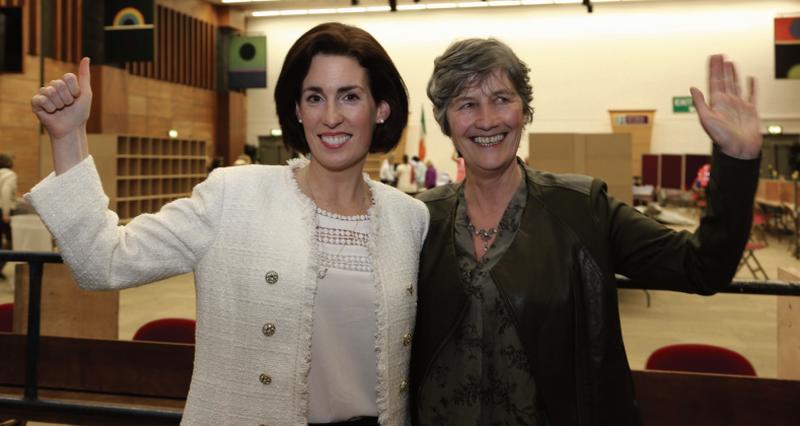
[645,343,756,376]
[0,303,13,333]
[752,210,768,243]
[132,318,196,344]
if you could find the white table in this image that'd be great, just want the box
[10,214,53,252]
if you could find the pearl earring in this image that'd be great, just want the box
[298,118,303,123]
[377,118,384,124]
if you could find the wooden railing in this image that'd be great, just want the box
[2,250,799,424]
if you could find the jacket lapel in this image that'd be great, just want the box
[490,171,581,424]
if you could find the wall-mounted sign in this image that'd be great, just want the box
[672,96,695,113]
[229,35,267,89]
[104,0,154,63]
[775,16,800,79]
[614,114,649,125]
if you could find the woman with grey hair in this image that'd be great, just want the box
[411,38,762,425]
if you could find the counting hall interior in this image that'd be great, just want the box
[0,0,799,424]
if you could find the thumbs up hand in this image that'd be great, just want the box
[31,57,92,141]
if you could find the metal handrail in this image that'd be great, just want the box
[0,251,62,402]
[0,250,181,423]
[616,276,800,296]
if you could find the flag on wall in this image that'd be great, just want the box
[418,106,427,161]
[775,16,800,79]
[104,0,154,63]
[229,35,267,89]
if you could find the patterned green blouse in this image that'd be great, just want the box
[418,167,549,425]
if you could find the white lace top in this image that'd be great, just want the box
[308,207,377,422]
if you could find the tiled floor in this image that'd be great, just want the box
[0,207,796,384]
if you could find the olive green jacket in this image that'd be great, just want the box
[411,151,759,425]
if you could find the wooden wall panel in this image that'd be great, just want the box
[54,0,62,60]
[170,9,177,84]
[0,0,36,57]
[1,1,228,193]
[158,9,165,82]
[158,0,217,26]
[28,0,36,55]
[777,267,800,380]
[85,64,217,142]
[10,0,80,61]
[227,91,246,163]
[129,5,216,90]
[75,0,81,61]
[65,0,72,62]
[14,263,119,340]
[211,24,216,89]
[0,54,42,194]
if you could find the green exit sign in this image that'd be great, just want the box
[672,96,695,113]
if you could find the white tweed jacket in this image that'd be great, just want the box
[26,156,429,426]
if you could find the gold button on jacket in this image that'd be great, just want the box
[264,271,279,285]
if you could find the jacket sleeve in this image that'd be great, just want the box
[25,156,224,291]
[602,148,760,294]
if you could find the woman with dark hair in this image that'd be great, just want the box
[28,22,427,425]
[411,38,761,425]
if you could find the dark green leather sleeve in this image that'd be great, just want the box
[605,148,760,294]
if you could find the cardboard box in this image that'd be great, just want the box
[529,132,633,205]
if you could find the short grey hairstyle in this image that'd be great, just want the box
[426,38,534,136]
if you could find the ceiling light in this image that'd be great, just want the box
[222,0,279,3]
[428,2,458,9]
[308,8,337,14]
[252,10,281,16]
[767,125,783,135]
[280,9,308,15]
[397,4,426,10]
[250,0,600,18]
[488,1,523,6]
[337,7,366,13]
[458,2,489,7]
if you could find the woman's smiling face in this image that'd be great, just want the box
[445,69,525,177]
[296,54,390,174]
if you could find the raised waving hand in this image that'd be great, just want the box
[31,57,92,174]
[690,54,762,160]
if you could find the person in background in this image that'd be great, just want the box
[29,22,428,425]
[412,156,427,189]
[207,156,223,173]
[424,160,437,190]
[380,154,396,186]
[692,163,712,213]
[395,154,418,195]
[411,38,761,425]
[232,154,253,166]
[0,153,17,279]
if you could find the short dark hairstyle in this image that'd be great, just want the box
[427,38,534,137]
[0,154,12,169]
[274,22,408,154]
